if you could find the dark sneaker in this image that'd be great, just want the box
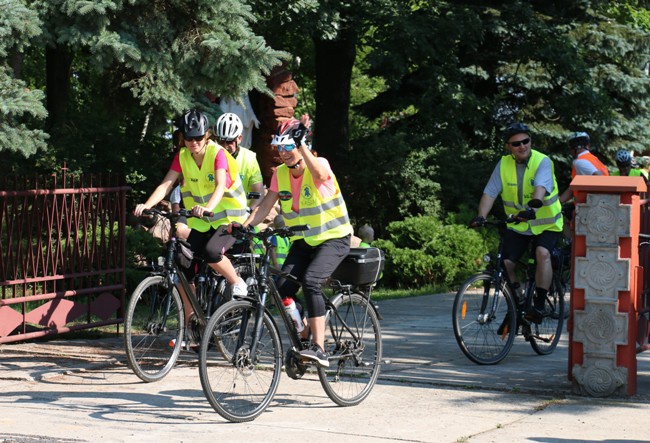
[299,345,329,368]
[525,307,546,324]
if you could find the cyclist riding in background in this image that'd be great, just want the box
[134,109,249,299]
[559,131,609,204]
[213,112,264,211]
[470,122,563,324]
[269,214,291,268]
[612,149,649,184]
[241,116,353,367]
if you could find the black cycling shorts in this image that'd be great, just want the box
[501,229,561,264]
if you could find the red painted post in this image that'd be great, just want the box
[568,175,646,396]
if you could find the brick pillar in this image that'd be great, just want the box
[250,66,299,186]
[568,175,647,396]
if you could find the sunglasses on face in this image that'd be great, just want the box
[185,136,204,142]
[217,138,236,144]
[509,138,530,147]
[277,144,297,152]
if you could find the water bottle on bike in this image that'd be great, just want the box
[282,297,304,332]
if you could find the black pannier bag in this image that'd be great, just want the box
[176,239,194,268]
[331,247,385,285]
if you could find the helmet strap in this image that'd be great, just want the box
[288,159,303,169]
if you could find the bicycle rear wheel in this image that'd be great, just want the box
[561,260,571,319]
[529,277,565,355]
[124,275,184,382]
[199,300,282,423]
[318,292,382,407]
[452,272,516,365]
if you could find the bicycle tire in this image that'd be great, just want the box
[199,300,282,423]
[124,275,184,382]
[561,261,571,319]
[529,275,565,355]
[452,272,516,365]
[318,292,382,406]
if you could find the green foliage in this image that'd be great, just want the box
[351,1,650,220]
[374,216,486,288]
[125,225,162,266]
[124,225,163,295]
[3,0,286,186]
[0,0,48,153]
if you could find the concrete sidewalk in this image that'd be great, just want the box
[1,293,650,442]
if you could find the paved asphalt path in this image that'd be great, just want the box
[1,293,650,442]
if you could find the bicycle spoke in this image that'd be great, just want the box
[124,276,184,382]
[199,301,281,423]
[453,273,515,365]
[318,292,382,406]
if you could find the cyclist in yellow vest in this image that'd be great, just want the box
[134,110,248,298]
[242,116,353,367]
[357,224,374,248]
[612,149,649,184]
[470,122,563,324]
[269,215,291,268]
[213,112,264,211]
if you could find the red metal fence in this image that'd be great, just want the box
[0,170,129,343]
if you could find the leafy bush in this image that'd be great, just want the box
[374,216,487,288]
[124,226,164,294]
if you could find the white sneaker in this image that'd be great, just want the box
[231,279,248,297]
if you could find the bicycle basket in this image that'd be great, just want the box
[176,240,194,268]
[331,247,385,285]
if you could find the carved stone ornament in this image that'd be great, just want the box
[573,358,627,397]
[573,303,628,355]
[574,248,629,299]
[575,194,630,247]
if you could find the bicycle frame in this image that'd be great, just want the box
[143,209,224,332]
[230,226,374,364]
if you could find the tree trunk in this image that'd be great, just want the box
[313,27,357,163]
[45,46,73,133]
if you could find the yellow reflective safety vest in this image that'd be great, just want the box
[273,236,290,266]
[235,147,263,195]
[276,164,353,246]
[612,168,648,179]
[250,226,265,255]
[499,150,563,234]
[179,141,247,232]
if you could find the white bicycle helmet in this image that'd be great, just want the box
[615,149,633,166]
[214,113,243,141]
[568,131,590,149]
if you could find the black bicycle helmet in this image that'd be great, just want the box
[615,149,633,166]
[502,122,530,142]
[182,110,209,138]
[568,131,590,149]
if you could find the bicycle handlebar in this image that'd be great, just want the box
[142,207,214,219]
[228,223,310,242]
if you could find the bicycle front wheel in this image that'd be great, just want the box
[452,273,516,365]
[124,275,184,382]
[318,292,382,407]
[529,276,565,355]
[199,300,282,423]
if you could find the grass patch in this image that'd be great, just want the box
[534,398,565,411]
[368,284,451,302]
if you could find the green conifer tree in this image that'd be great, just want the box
[4,0,286,171]
[0,0,48,154]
